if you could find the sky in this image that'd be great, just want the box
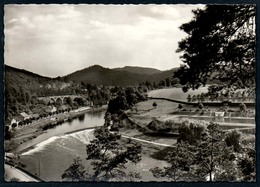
[4,4,205,77]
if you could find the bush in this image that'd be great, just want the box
[11,123,17,128]
[178,121,206,145]
[152,102,157,108]
[225,130,241,152]
[239,103,247,112]
[198,102,204,109]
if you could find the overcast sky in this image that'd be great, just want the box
[4,4,204,77]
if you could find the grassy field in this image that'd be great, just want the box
[131,87,209,120]
[148,86,209,101]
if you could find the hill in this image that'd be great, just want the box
[113,66,162,75]
[4,65,75,97]
[64,65,149,86]
[64,65,179,86]
[149,68,179,83]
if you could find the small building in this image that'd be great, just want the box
[20,112,31,120]
[215,112,225,117]
[51,106,57,113]
[32,113,40,120]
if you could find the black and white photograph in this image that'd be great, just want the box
[3,4,256,182]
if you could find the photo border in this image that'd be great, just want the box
[0,0,259,187]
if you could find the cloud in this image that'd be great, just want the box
[4,4,204,77]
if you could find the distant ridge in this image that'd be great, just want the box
[113,66,162,75]
[63,65,146,86]
[64,65,179,86]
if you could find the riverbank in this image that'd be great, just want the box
[5,105,107,153]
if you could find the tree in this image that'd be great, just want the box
[11,123,17,128]
[150,143,192,181]
[165,77,171,87]
[152,123,239,181]
[238,147,255,181]
[107,95,128,114]
[198,102,204,109]
[158,80,166,87]
[178,104,183,109]
[225,129,241,152]
[152,102,157,108]
[62,127,142,181]
[62,157,89,181]
[178,121,206,145]
[187,94,191,102]
[239,103,247,112]
[175,5,255,91]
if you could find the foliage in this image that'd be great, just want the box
[178,104,183,109]
[197,102,204,109]
[62,127,142,181]
[62,157,89,181]
[225,130,241,152]
[107,95,129,114]
[239,103,247,112]
[237,146,255,181]
[152,102,157,108]
[175,5,255,91]
[150,143,191,181]
[153,122,241,181]
[178,121,206,145]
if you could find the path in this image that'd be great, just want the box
[121,135,176,148]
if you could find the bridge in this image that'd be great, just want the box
[38,95,85,104]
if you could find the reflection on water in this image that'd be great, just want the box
[78,114,85,122]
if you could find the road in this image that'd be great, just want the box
[121,135,176,148]
[4,163,39,182]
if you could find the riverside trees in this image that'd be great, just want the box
[175,5,255,91]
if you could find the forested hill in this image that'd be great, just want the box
[5,65,75,97]
[5,65,51,81]
[64,65,179,86]
[63,65,146,86]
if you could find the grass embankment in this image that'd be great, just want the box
[5,106,107,152]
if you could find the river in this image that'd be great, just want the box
[14,110,106,181]
[15,110,106,154]
[17,109,167,182]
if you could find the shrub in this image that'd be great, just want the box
[239,103,247,112]
[225,130,241,152]
[198,102,204,109]
[178,121,206,145]
[152,102,157,108]
[11,123,17,128]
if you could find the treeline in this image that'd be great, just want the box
[138,77,180,92]
[186,84,255,103]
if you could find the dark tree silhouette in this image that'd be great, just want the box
[175,5,255,91]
